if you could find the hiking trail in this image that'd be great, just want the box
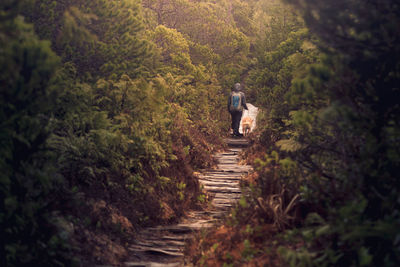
[122,138,253,267]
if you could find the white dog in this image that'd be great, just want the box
[241,117,253,137]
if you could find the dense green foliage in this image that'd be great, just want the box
[2,0,399,265]
[243,0,400,266]
[280,1,400,265]
[1,0,243,265]
[0,3,72,265]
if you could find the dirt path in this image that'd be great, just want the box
[123,138,252,267]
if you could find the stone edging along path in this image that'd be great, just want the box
[122,138,253,267]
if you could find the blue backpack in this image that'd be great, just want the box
[230,92,243,112]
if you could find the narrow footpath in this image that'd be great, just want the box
[123,138,252,267]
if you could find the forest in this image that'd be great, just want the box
[1,0,399,266]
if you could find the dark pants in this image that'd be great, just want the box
[230,111,243,135]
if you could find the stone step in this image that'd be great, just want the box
[203,186,241,193]
[199,172,244,177]
[213,193,242,200]
[199,180,239,187]
[199,172,245,178]
[225,138,250,147]
[144,234,192,242]
[128,246,184,257]
[198,178,241,184]
[133,240,186,248]
[125,262,181,267]
[228,148,243,153]
[186,210,226,219]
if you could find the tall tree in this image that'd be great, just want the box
[0,1,72,265]
[276,0,400,265]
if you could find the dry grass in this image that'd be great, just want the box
[256,192,300,231]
